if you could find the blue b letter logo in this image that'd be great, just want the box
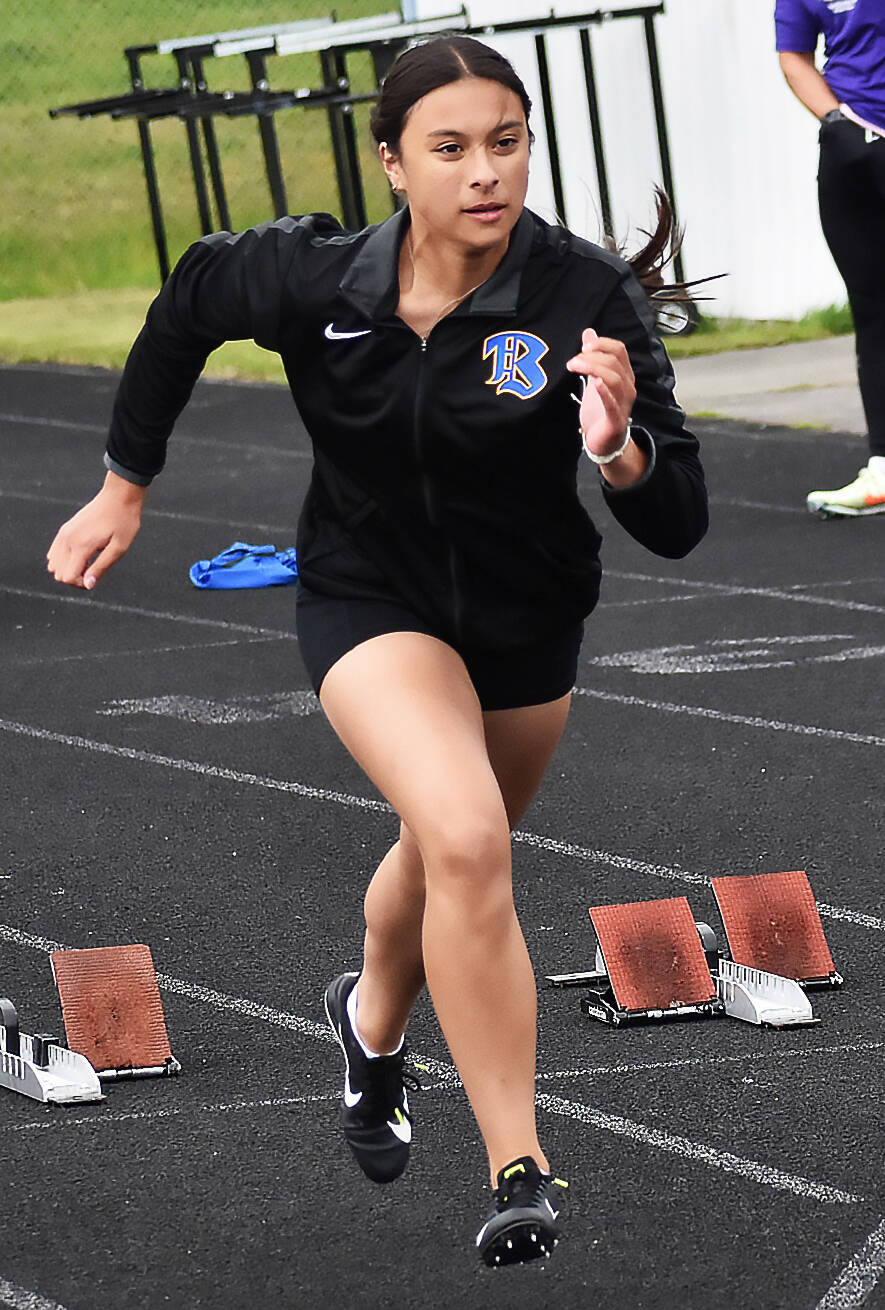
[483,332,549,400]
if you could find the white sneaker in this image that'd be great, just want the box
[807,458,885,517]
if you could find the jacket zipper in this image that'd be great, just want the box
[414,334,434,523]
[413,331,464,641]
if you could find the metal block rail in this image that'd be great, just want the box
[49,4,676,288]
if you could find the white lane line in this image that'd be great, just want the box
[0,922,859,1207]
[708,497,805,515]
[0,921,336,1041]
[595,593,707,610]
[1,488,295,538]
[98,691,321,724]
[607,570,885,618]
[10,636,278,669]
[5,1085,456,1135]
[0,721,389,813]
[538,1041,885,1082]
[0,412,310,461]
[0,413,105,433]
[0,1277,71,1310]
[815,1218,885,1310]
[513,830,884,932]
[0,585,297,641]
[583,634,879,675]
[789,580,885,592]
[8,1093,341,1132]
[155,974,338,1041]
[2,718,882,933]
[817,904,885,931]
[535,1092,860,1205]
[572,686,885,750]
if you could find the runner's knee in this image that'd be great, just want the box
[420,814,511,893]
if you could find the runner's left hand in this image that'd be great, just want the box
[566,328,636,458]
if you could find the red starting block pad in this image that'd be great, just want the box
[50,945,181,1079]
[711,870,841,987]
[586,897,719,1024]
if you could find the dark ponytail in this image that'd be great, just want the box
[369,36,532,152]
[615,186,718,307]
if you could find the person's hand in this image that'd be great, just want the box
[566,328,636,459]
[47,471,146,590]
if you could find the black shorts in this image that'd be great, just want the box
[295,583,583,712]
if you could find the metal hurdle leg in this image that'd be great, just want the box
[534,33,567,227]
[370,42,404,216]
[578,26,613,240]
[190,53,232,231]
[125,46,170,282]
[643,11,684,282]
[246,49,289,219]
[320,47,368,232]
[173,49,214,234]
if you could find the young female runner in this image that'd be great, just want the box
[46,36,707,1266]
[776,0,885,516]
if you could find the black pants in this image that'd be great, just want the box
[818,116,885,457]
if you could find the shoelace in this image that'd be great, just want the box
[359,1043,423,1118]
[497,1171,569,1212]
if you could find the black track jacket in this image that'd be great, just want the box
[106,206,707,650]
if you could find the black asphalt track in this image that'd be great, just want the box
[0,362,883,1310]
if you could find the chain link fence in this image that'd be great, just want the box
[2,1,391,299]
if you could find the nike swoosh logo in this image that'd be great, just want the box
[343,1075,362,1107]
[387,1113,411,1144]
[545,1199,559,1220]
[325,323,372,340]
[341,1038,362,1107]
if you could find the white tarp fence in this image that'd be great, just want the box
[409,0,844,319]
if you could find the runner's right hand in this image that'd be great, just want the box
[47,471,146,590]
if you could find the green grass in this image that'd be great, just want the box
[665,303,853,359]
[0,0,392,299]
[0,288,285,380]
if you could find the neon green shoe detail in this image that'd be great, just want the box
[807,462,885,517]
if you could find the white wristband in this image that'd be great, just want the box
[582,422,632,465]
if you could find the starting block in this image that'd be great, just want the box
[0,944,180,1105]
[549,897,721,1026]
[547,870,841,1029]
[712,870,842,988]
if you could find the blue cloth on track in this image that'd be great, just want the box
[189,542,298,589]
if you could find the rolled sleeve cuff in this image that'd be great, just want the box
[598,424,656,494]
[103,452,154,487]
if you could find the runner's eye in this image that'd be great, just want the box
[435,142,463,156]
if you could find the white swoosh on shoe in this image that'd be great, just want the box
[325,323,372,340]
[387,1113,411,1144]
[343,1055,362,1108]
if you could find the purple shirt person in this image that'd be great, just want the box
[776,0,885,129]
[776,0,885,516]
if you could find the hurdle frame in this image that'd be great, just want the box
[49,4,676,286]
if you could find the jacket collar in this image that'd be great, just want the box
[338,205,536,322]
